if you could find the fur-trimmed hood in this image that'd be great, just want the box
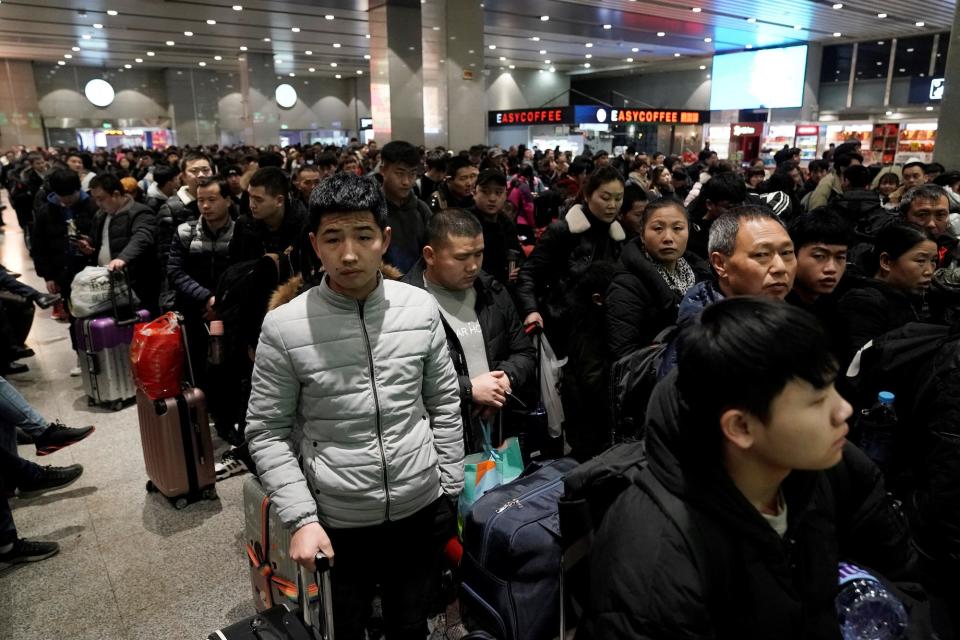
[566,204,626,241]
[268,263,403,311]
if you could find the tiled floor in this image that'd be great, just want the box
[0,203,255,639]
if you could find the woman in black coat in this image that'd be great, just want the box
[516,166,627,357]
[606,199,712,361]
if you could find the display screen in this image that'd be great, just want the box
[709,45,808,110]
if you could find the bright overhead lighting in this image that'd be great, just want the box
[699,64,706,69]
[275,57,283,62]
[746,17,756,23]
[832,3,843,8]
[263,37,271,42]
[632,47,639,52]
[289,72,295,76]
[626,57,634,62]
[746,43,753,48]
[184,31,194,36]
[885,110,894,115]
[674,52,681,57]
[691,7,702,12]
[292,27,300,32]
[71,46,80,52]
[198,61,206,66]
[877,13,887,18]
[583,62,591,68]
[207,19,216,25]
[878,40,885,44]
[544,59,551,63]
[833,32,842,37]
[539,49,547,54]
[330,62,337,67]
[508,64,515,69]
[166,40,175,46]
[147,51,155,56]
[214,55,222,60]
[363,54,370,59]
[530,37,540,41]
[239,45,247,51]
[335,74,342,79]
[926,106,935,111]
[64,54,72,59]
[794,24,802,30]
[107,10,118,16]
[325,14,334,20]
[540,15,549,21]
[499,56,506,61]
[906,47,914,52]
[365,34,371,38]
[57,60,66,65]
[93,23,103,29]
[915,21,925,27]
[899,67,906,72]
[603,24,612,29]
[585,42,593,48]
[488,44,496,49]
[549,67,556,73]
[657,32,666,37]
[82,34,91,39]
[585,53,592,58]
[704,37,712,42]
[876,61,882,66]
[135,57,143,62]
[304,50,312,55]
[232,4,243,10]
[332,43,341,48]
[357,69,364,74]
[124,63,132,68]
[306,67,315,72]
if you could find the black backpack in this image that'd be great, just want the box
[609,326,677,443]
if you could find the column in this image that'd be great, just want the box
[933,24,960,168]
[369,0,425,145]
[164,69,220,146]
[239,52,285,147]
[0,60,44,148]
[440,0,486,151]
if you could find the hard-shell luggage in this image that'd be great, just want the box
[208,553,335,640]
[137,312,217,509]
[459,457,579,640]
[73,269,146,410]
[243,474,301,611]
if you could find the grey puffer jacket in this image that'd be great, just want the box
[246,274,465,530]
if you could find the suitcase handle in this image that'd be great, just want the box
[297,553,334,640]
[109,268,140,327]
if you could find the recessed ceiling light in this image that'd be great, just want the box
[304,50,312,55]
[207,19,216,25]
[72,46,80,51]
[832,3,843,8]
[539,49,547,54]
[674,52,681,57]
[135,57,143,62]
[499,56,506,61]
[899,68,906,72]
[64,54,72,59]
[275,56,283,62]
[907,47,914,52]
[330,62,337,67]
[82,34,91,39]
[308,67,316,72]
[920,73,925,77]
[289,72,295,76]
[488,44,496,49]
[325,14,334,20]
[585,43,593,48]
[291,27,300,32]
[107,10,118,16]
[540,15,550,21]
[365,34,370,38]
[583,62,591,67]
[147,51,155,56]
[699,64,706,69]
[530,37,540,41]
[544,59,551,63]
[885,110,894,115]
[124,63,132,68]
[746,17,756,23]
[184,31,193,36]
[626,57,634,62]
[692,7,701,12]
[585,53,592,58]
[363,54,370,60]
[878,40,885,44]
[833,32,842,37]
[166,40,175,45]
[657,32,666,37]
[239,46,247,51]
[93,23,103,29]
[704,37,712,42]
[232,4,243,10]
[263,37,271,42]
[793,25,802,30]
[603,24,612,29]
[877,12,887,18]
[332,43,341,48]
[926,106,934,111]
[214,55,222,60]
[549,67,556,72]
[508,64,516,70]
[915,21,925,27]
[876,61,882,65]
[335,74,342,78]
[357,69,364,74]
[57,60,66,65]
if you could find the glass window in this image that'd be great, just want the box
[933,32,949,77]
[856,40,892,81]
[893,35,935,78]
[821,44,854,84]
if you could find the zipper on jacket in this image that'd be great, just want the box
[358,300,391,520]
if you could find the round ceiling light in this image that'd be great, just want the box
[84,78,115,107]
[275,83,298,108]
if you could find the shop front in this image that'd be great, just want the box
[45,118,175,150]
[729,123,763,165]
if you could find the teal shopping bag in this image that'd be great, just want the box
[458,421,524,526]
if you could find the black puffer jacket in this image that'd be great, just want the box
[578,372,919,640]
[515,204,626,356]
[835,276,924,362]
[606,237,712,360]
[88,199,160,312]
[402,259,536,452]
[30,191,98,291]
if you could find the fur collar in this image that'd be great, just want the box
[566,204,626,241]
[268,263,403,311]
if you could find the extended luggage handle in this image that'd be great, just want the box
[172,311,198,389]
[297,553,335,640]
[108,267,140,327]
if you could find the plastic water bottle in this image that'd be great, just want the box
[835,562,908,640]
[857,391,897,475]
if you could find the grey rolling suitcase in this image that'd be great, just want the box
[243,474,301,611]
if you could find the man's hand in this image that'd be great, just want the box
[108,258,126,272]
[290,522,334,570]
[204,296,217,321]
[471,370,511,408]
[508,267,520,283]
[76,236,95,256]
[524,312,544,329]
[45,280,60,294]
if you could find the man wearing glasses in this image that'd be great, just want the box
[379,141,433,274]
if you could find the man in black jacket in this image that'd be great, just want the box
[380,141,432,274]
[88,174,160,314]
[470,169,523,287]
[401,209,536,453]
[580,298,920,639]
[429,156,478,213]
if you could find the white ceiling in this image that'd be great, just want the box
[0,0,952,77]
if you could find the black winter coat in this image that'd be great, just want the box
[578,372,919,640]
[88,199,160,312]
[30,192,98,290]
[470,206,523,288]
[401,260,536,452]
[515,204,626,356]
[383,191,432,275]
[835,277,923,362]
[606,237,712,360]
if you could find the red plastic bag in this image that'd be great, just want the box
[130,312,184,400]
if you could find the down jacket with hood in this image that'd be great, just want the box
[245,273,465,530]
[578,371,920,640]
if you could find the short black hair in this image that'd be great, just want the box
[427,208,483,248]
[425,151,448,172]
[67,151,94,171]
[308,173,388,232]
[248,166,289,198]
[702,172,747,207]
[745,167,766,179]
[621,183,650,214]
[295,165,321,178]
[903,161,927,173]
[677,297,838,460]
[842,164,871,190]
[49,169,81,196]
[878,172,900,186]
[380,141,420,168]
[196,176,231,199]
[316,152,338,169]
[924,162,945,176]
[808,159,830,174]
[568,160,590,177]
[788,209,852,249]
[933,171,960,190]
[180,151,213,173]
[153,165,179,189]
[258,152,285,168]
[834,152,863,172]
[641,198,687,226]
[89,174,124,195]
[445,156,475,179]
[584,166,625,196]
[476,169,507,189]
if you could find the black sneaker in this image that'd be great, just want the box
[15,428,34,445]
[17,464,83,499]
[34,421,95,456]
[215,448,249,481]
[0,538,60,566]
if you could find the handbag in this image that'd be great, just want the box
[458,420,524,523]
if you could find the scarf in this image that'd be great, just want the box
[645,249,696,297]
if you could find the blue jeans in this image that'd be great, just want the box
[0,376,46,544]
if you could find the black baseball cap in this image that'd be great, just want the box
[476,169,507,188]
[225,165,242,177]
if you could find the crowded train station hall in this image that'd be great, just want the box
[1,0,960,638]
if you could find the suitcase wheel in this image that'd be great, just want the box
[174,497,189,510]
[87,398,95,407]
[111,400,124,412]
[145,480,157,493]
[202,488,218,501]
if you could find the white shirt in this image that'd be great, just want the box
[97,214,112,266]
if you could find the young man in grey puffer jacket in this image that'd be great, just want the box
[245,172,464,639]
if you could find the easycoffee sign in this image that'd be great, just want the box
[488,107,572,127]
[574,105,710,125]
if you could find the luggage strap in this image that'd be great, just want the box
[245,494,319,604]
